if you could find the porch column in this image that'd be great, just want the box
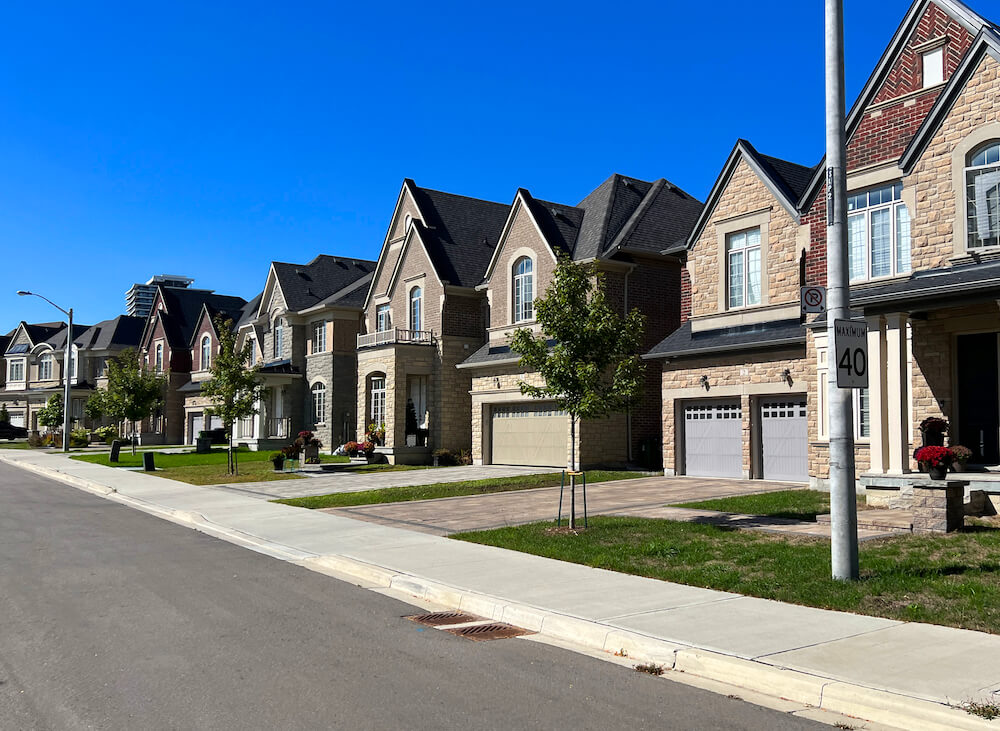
[866,314,888,474]
[885,313,910,474]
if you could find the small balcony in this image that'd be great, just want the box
[357,329,434,349]
[266,417,291,439]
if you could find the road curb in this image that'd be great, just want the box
[3,454,995,730]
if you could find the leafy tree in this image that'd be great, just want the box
[37,393,64,432]
[89,348,166,455]
[0,403,8,423]
[510,256,646,527]
[200,315,263,475]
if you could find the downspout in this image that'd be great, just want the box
[624,268,633,463]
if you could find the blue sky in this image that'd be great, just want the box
[0,1,985,333]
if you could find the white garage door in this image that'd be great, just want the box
[189,414,203,445]
[491,403,567,467]
[683,400,743,478]
[760,398,808,482]
[8,413,25,428]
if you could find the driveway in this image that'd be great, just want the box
[323,476,800,535]
[206,465,554,500]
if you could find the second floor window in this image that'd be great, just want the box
[155,343,164,373]
[311,382,326,424]
[273,319,284,358]
[39,353,53,380]
[409,287,422,331]
[727,228,761,308]
[8,359,24,382]
[513,257,534,322]
[848,182,910,280]
[376,304,391,333]
[201,335,212,370]
[312,322,326,353]
[967,141,1000,249]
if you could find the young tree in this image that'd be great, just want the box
[37,393,64,434]
[200,315,262,475]
[0,403,8,423]
[510,255,646,528]
[90,348,166,455]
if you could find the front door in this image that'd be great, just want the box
[957,333,1000,464]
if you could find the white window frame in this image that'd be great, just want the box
[409,287,422,332]
[512,257,534,323]
[966,141,1000,250]
[154,343,164,373]
[369,374,386,426]
[376,304,391,333]
[726,228,761,309]
[8,359,25,382]
[273,318,284,359]
[39,353,53,381]
[200,335,212,370]
[312,321,327,354]
[854,387,870,441]
[848,182,911,281]
[922,46,944,87]
[311,382,326,425]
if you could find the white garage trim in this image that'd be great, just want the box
[760,397,808,482]
[683,399,743,478]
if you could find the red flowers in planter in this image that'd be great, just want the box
[913,445,955,468]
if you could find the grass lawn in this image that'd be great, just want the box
[453,516,1000,633]
[0,441,29,450]
[71,448,348,486]
[670,489,872,522]
[275,470,652,509]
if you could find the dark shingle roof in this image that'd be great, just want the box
[523,195,584,257]
[237,292,263,328]
[850,259,1000,309]
[409,184,510,287]
[610,180,704,257]
[272,255,376,312]
[44,323,92,350]
[645,319,806,359]
[75,315,146,350]
[458,339,558,368]
[23,322,65,345]
[159,288,247,349]
[757,153,816,204]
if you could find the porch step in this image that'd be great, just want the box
[816,509,912,533]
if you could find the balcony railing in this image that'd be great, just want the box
[266,417,291,439]
[357,328,434,349]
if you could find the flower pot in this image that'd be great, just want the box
[928,464,948,480]
[272,459,284,472]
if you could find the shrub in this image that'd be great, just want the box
[27,432,44,448]
[432,448,457,466]
[281,444,300,459]
[93,426,118,443]
[69,429,89,448]
[270,451,285,463]
[344,441,360,457]
[361,440,375,458]
[951,445,972,463]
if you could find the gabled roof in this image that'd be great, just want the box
[237,292,263,329]
[673,140,812,255]
[13,322,65,349]
[900,26,1000,172]
[148,287,247,349]
[42,323,91,350]
[74,315,146,351]
[798,0,995,208]
[271,255,376,313]
[191,298,248,347]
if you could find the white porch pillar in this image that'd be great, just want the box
[885,313,910,474]
[866,315,888,474]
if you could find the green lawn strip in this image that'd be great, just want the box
[670,490,832,522]
[274,470,649,509]
[452,516,1000,634]
[0,442,29,449]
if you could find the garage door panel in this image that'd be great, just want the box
[491,403,567,467]
[8,413,25,428]
[761,399,808,482]
[684,400,742,478]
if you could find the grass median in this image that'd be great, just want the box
[273,470,651,509]
[452,515,1000,633]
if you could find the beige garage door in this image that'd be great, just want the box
[491,403,567,467]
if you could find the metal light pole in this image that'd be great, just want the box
[17,291,74,453]
[825,0,860,580]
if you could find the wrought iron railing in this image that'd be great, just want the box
[357,329,433,348]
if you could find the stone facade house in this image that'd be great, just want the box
[0,316,145,432]
[231,254,375,452]
[647,0,1000,506]
[357,180,510,464]
[459,174,702,468]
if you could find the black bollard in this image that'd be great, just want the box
[142,451,155,472]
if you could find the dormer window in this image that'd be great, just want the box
[39,353,53,380]
[848,183,910,280]
[922,46,944,87]
[513,257,534,323]
[726,228,761,308]
[966,141,1000,249]
[8,359,24,382]
[201,335,212,370]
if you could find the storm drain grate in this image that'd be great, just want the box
[406,611,481,627]
[442,623,534,642]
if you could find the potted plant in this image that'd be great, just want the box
[366,422,386,446]
[281,443,300,471]
[270,451,285,471]
[951,445,972,472]
[295,430,323,464]
[361,440,376,463]
[919,416,949,448]
[914,445,955,480]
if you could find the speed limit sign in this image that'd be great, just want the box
[834,319,868,388]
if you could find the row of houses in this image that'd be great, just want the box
[4,0,1000,501]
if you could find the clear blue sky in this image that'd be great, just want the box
[0,0,985,333]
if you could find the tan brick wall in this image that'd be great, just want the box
[369,192,421,302]
[688,159,801,318]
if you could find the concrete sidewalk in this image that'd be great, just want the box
[3,449,998,731]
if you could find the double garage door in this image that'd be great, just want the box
[490,402,567,467]
[682,398,807,482]
[189,412,223,444]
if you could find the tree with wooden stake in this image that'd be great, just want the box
[510,255,646,529]
[200,315,262,475]
[86,349,166,455]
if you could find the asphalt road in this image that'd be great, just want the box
[0,463,827,730]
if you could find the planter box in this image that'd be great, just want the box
[303,445,320,463]
[195,437,212,454]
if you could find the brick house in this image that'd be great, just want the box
[357,180,509,464]
[229,255,375,452]
[459,174,702,468]
[647,0,1000,502]
[1,316,145,432]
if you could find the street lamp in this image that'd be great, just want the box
[17,291,73,453]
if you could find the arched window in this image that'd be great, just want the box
[155,343,164,373]
[512,256,534,322]
[409,287,422,332]
[273,318,284,358]
[967,141,1000,249]
[200,335,212,370]
[403,213,413,233]
[39,353,53,380]
[368,373,386,427]
[311,382,326,425]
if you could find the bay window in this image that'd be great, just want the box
[848,182,910,281]
[966,141,1000,249]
